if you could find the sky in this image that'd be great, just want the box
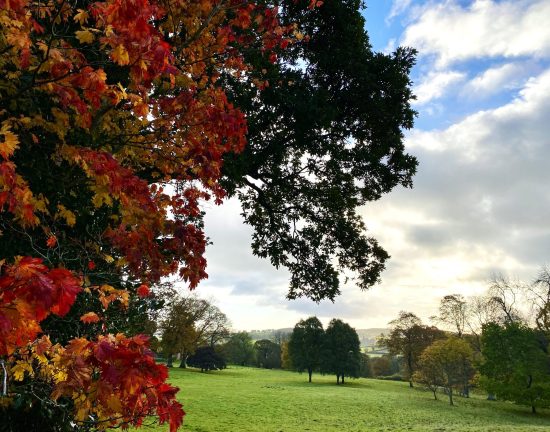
[176,0,550,331]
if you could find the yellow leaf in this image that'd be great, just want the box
[0,125,19,159]
[73,9,89,25]
[75,29,94,44]
[11,361,34,381]
[56,204,76,226]
[104,254,114,263]
[111,44,129,66]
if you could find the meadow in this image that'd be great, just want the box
[140,366,550,432]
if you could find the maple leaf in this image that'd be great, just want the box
[73,9,89,25]
[80,311,100,324]
[0,126,19,160]
[111,45,129,66]
[75,30,94,44]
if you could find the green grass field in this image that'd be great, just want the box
[141,366,550,432]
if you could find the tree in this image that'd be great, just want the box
[280,341,293,370]
[220,0,418,301]
[414,352,445,400]
[527,266,550,336]
[433,294,467,338]
[381,312,444,387]
[0,0,418,427]
[221,332,255,366]
[187,346,227,372]
[288,316,324,382]
[0,0,289,427]
[479,322,550,414]
[321,319,361,384]
[159,296,230,368]
[370,355,399,378]
[418,337,474,405]
[254,339,281,369]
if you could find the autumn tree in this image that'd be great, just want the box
[0,0,294,428]
[288,316,324,382]
[159,296,230,368]
[479,322,550,414]
[321,319,361,384]
[381,312,444,387]
[418,337,474,406]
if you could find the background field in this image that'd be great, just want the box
[139,366,550,432]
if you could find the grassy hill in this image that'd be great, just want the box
[139,366,550,432]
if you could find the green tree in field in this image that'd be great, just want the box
[254,339,282,369]
[321,319,361,384]
[221,332,256,366]
[418,337,474,405]
[187,346,227,372]
[381,312,444,387]
[281,341,293,370]
[288,317,325,382]
[479,322,550,413]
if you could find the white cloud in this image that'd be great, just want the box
[413,70,466,105]
[462,62,534,98]
[403,0,550,68]
[386,0,413,24]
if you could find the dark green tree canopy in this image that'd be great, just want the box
[289,316,325,382]
[480,322,550,413]
[254,339,282,369]
[221,0,417,301]
[187,346,227,372]
[321,318,361,384]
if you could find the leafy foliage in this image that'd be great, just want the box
[320,318,360,384]
[221,0,417,301]
[0,0,295,428]
[380,311,444,387]
[288,316,324,382]
[187,346,227,372]
[480,322,550,413]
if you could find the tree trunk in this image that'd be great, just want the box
[308,368,312,383]
[433,389,437,400]
[336,374,340,385]
[179,355,187,368]
[532,405,537,414]
[341,375,345,384]
[166,354,173,368]
[409,380,413,388]
[449,387,453,406]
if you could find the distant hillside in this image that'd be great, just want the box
[247,327,389,348]
[355,328,389,347]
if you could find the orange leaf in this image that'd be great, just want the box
[80,312,100,324]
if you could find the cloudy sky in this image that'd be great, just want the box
[177,0,550,331]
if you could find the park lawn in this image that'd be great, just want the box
[139,366,550,432]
